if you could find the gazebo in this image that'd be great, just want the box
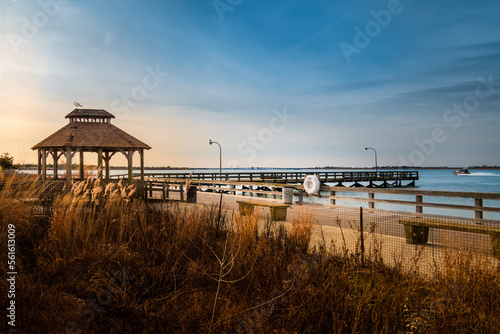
[32,108,151,189]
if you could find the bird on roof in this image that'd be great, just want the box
[74,101,83,108]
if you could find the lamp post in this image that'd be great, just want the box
[365,147,378,175]
[209,139,223,221]
[209,139,222,178]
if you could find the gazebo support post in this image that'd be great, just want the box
[37,149,42,176]
[128,148,134,182]
[97,149,103,178]
[104,151,110,180]
[79,151,84,180]
[51,150,59,180]
[140,149,144,181]
[102,152,116,180]
[65,147,72,190]
[41,149,47,182]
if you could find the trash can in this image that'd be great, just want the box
[404,225,429,244]
[186,186,197,203]
[283,187,293,204]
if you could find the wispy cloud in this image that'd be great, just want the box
[1,0,499,167]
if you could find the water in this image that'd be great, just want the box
[415,169,500,194]
[15,167,500,220]
[326,169,500,220]
[141,168,500,219]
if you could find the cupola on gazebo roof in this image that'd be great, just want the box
[66,108,115,120]
[32,108,151,188]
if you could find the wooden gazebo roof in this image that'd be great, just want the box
[32,109,151,150]
[32,108,151,186]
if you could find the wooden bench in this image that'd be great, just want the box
[399,219,500,258]
[236,200,290,221]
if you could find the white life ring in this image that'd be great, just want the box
[303,175,320,194]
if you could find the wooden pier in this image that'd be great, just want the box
[116,170,419,188]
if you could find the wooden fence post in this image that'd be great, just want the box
[298,189,304,205]
[475,198,483,219]
[330,191,336,205]
[416,195,423,214]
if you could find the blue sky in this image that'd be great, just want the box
[1,0,499,168]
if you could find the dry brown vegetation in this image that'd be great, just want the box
[0,174,499,333]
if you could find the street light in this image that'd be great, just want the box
[209,139,222,177]
[209,139,223,220]
[365,147,378,175]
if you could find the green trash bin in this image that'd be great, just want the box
[404,225,429,244]
[186,186,197,203]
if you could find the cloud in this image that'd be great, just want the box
[1,0,500,167]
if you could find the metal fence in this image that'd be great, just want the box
[141,178,500,274]
[304,205,499,274]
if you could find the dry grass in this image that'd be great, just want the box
[0,177,499,333]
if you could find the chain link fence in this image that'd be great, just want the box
[298,204,499,274]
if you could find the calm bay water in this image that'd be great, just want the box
[18,167,500,220]
[414,169,500,193]
[404,169,500,220]
[128,168,500,219]
[321,168,500,220]
[130,167,500,193]
[27,167,500,194]
[186,168,500,193]
[189,168,500,220]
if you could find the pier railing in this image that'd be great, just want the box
[112,170,419,187]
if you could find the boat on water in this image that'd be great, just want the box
[452,168,471,175]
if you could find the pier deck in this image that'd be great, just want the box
[127,170,419,187]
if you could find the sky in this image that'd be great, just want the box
[1,0,499,168]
